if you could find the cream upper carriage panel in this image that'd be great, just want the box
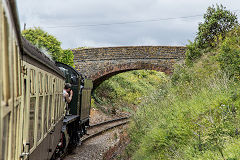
[0,0,22,160]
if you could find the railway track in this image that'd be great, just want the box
[82,116,130,142]
[62,117,130,159]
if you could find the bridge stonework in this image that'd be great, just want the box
[73,46,186,86]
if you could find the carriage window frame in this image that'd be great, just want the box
[54,94,58,122]
[2,10,10,104]
[37,96,43,142]
[48,95,52,130]
[58,93,62,118]
[38,72,43,94]
[49,76,51,93]
[45,74,48,93]
[29,97,36,149]
[30,69,36,95]
[43,95,48,135]
[14,43,21,97]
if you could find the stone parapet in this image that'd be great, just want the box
[73,46,186,87]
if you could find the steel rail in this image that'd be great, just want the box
[81,120,130,142]
[87,116,130,129]
[61,117,130,159]
[82,119,130,142]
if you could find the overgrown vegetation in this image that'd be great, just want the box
[92,70,168,114]
[217,28,240,80]
[127,61,240,159]
[125,4,240,160]
[92,4,240,160]
[22,27,75,67]
[185,4,238,65]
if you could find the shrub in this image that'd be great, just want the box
[217,27,240,80]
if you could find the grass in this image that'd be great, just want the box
[126,56,240,160]
[92,43,240,160]
[92,70,168,114]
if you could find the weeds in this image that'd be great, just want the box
[127,60,240,159]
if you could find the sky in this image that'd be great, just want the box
[16,0,240,49]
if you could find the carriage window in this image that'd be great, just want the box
[39,73,43,94]
[49,76,52,93]
[56,79,58,93]
[54,95,57,121]
[48,95,52,129]
[29,97,36,148]
[44,96,48,134]
[58,95,60,118]
[30,70,36,95]
[45,75,48,93]
[59,95,61,117]
[1,114,10,160]
[14,44,21,97]
[2,11,10,103]
[56,95,59,120]
[37,96,43,141]
[53,79,56,92]
[58,80,61,92]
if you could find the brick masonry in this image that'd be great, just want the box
[73,46,186,86]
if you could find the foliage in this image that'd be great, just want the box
[185,41,202,66]
[22,27,75,67]
[90,5,240,159]
[92,26,240,159]
[127,55,240,159]
[186,4,238,64]
[196,4,238,48]
[217,27,240,80]
[92,70,168,113]
[61,49,75,67]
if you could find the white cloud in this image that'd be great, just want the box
[16,0,240,49]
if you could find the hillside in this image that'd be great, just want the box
[92,5,240,159]
[92,50,239,159]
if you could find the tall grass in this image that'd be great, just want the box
[92,44,240,159]
[127,57,240,160]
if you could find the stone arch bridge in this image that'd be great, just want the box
[73,46,186,88]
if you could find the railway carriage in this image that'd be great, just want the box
[21,38,66,160]
[0,0,93,159]
[0,0,22,159]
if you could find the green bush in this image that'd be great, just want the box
[217,27,240,80]
[127,53,240,159]
[185,41,202,65]
[185,4,238,65]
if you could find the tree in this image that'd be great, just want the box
[196,4,238,48]
[186,4,238,64]
[22,27,75,67]
[62,49,75,67]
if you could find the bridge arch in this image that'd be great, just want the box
[91,61,173,88]
[73,46,186,88]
